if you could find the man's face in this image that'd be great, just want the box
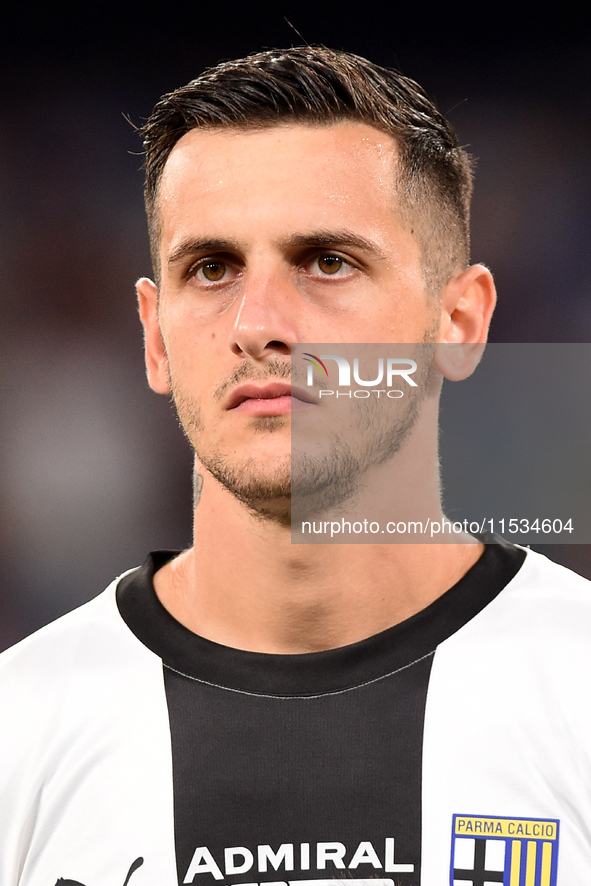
[140,122,442,516]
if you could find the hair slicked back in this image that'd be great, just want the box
[140,46,473,292]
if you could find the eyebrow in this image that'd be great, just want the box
[281,230,387,260]
[166,229,387,268]
[167,238,241,268]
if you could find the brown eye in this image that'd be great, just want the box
[317,255,343,275]
[201,261,227,282]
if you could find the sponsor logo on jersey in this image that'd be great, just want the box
[183,838,414,885]
[450,815,559,885]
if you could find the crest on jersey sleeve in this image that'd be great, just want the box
[449,814,559,885]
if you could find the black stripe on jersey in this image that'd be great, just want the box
[117,539,525,886]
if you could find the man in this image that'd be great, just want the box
[1,46,590,886]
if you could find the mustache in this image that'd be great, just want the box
[213,358,327,401]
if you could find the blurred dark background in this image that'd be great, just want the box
[1,1,590,650]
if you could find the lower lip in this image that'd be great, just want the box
[233,395,312,415]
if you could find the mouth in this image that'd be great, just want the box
[226,382,316,415]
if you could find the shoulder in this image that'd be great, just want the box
[0,567,157,709]
[439,546,591,675]
[428,547,591,748]
[513,545,591,593]
[0,567,166,792]
[493,546,591,628]
[0,571,176,884]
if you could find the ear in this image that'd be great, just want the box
[434,264,496,381]
[136,277,171,394]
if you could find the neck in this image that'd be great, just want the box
[153,406,483,654]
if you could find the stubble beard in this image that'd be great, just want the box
[169,360,294,525]
[290,344,438,523]
[168,343,438,527]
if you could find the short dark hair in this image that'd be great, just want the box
[140,46,473,292]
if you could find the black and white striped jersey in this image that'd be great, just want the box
[1,542,590,886]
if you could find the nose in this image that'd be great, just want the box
[229,267,299,360]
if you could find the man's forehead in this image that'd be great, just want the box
[159,122,400,193]
[157,121,403,245]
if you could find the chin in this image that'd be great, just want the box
[199,450,292,520]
